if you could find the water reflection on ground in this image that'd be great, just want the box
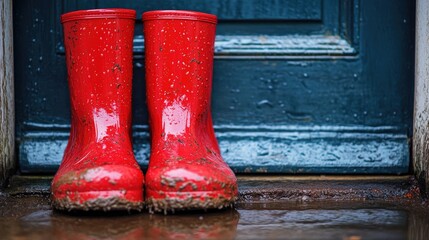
[1,195,428,239]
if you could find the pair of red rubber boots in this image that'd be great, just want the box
[51,9,238,212]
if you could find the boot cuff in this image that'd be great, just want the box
[61,9,136,23]
[142,10,217,24]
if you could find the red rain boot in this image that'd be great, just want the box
[51,9,144,211]
[142,10,238,213]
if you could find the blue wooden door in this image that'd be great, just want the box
[14,0,415,173]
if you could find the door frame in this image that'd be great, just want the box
[413,0,429,194]
[0,0,15,185]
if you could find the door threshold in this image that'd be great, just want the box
[2,174,422,204]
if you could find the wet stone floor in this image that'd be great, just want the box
[1,176,429,239]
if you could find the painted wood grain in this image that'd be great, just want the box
[0,0,15,185]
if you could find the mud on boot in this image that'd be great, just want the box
[51,9,144,211]
[142,10,238,213]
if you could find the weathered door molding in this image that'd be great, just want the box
[13,1,415,174]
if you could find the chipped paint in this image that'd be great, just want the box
[413,0,429,196]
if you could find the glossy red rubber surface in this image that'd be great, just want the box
[143,10,238,212]
[52,9,144,211]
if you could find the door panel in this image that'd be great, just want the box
[14,0,415,173]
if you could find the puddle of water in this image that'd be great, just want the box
[0,196,428,240]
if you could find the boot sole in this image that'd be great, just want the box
[145,189,237,214]
[52,189,144,211]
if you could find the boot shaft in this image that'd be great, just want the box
[142,11,217,139]
[62,9,136,142]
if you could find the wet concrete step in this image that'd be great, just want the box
[1,175,428,239]
[1,194,428,239]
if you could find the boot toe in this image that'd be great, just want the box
[52,165,144,211]
[145,161,238,212]
[147,163,236,193]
